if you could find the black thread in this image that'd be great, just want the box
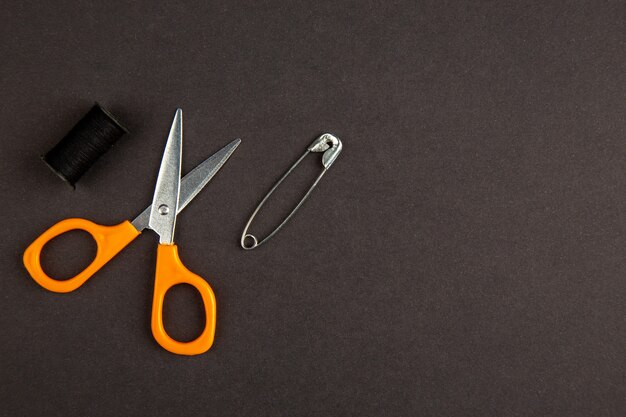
[42,103,128,187]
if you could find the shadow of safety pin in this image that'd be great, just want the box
[240,133,343,250]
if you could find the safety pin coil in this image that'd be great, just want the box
[241,133,343,250]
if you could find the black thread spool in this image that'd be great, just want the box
[42,103,128,187]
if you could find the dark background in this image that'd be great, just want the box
[0,1,624,416]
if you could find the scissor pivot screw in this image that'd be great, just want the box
[158,204,170,215]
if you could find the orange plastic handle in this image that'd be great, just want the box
[23,219,141,293]
[151,244,217,355]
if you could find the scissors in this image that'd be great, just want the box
[23,109,240,355]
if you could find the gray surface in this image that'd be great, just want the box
[0,1,624,416]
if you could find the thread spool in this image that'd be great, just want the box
[42,103,128,187]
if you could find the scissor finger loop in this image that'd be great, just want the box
[241,133,342,250]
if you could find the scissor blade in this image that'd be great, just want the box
[178,138,241,211]
[131,138,241,232]
[148,109,183,244]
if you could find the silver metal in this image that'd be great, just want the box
[175,138,241,211]
[131,137,241,233]
[240,133,343,250]
[148,109,183,244]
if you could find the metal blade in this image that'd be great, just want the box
[132,138,241,232]
[148,109,183,244]
[178,137,241,211]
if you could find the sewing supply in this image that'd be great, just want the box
[42,103,128,187]
[240,133,342,250]
[24,109,240,355]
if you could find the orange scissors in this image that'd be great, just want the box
[23,109,240,355]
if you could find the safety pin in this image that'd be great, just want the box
[241,133,343,250]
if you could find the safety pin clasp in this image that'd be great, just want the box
[241,133,343,250]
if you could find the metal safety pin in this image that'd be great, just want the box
[241,133,343,250]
